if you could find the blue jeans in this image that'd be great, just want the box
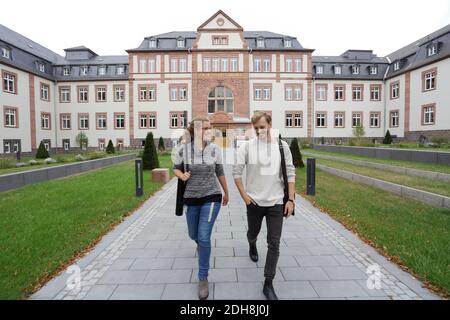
[185,202,221,280]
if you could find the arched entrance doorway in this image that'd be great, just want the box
[208,86,234,148]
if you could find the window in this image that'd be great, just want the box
[116,139,124,150]
[263,58,270,72]
[203,58,211,72]
[294,113,302,127]
[177,39,185,48]
[370,85,381,101]
[179,58,187,72]
[138,85,157,101]
[393,61,400,71]
[285,84,302,101]
[169,84,188,101]
[422,104,435,125]
[1,47,11,59]
[285,113,293,127]
[3,141,10,153]
[316,112,326,128]
[170,57,187,72]
[427,44,438,57]
[96,113,107,130]
[254,58,261,72]
[63,139,70,151]
[212,58,220,72]
[170,111,187,128]
[221,58,228,72]
[422,68,437,91]
[285,59,293,72]
[254,84,271,101]
[149,114,156,128]
[390,81,399,99]
[78,86,89,103]
[352,112,362,127]
[370,112,380,128]
[334,84,345,101]
[96,86,107,102]
[148,59,156,73]
[284,39,292,48]
[230,58,238,72]
[38,63,45,73]
[334,112,344,128]
[41,113,51,130]
[316,65,323,74]
[316,84,327,101]
[80,66,88,76]
[60,87,71,103]
[2,71,16,94]
[149,39,156,48]
[4,107,18,127]
[351,65,360,75]
[98,66,106,75]
[60,114,71,130]
[171,113,178,128]
[117,65,125,75]
[370,66,378,75]
[40,83,50,101]
[139,113,147,129]
[257,38,265,48]
[79,114,89,130]
[139,59,147,73]
[352,85,363,101]
[294,58,302,72]
[63,67,70,76]
[115,113,125,129]
[114,85,125,102]
[98,139,105,151]
[208,86,233,113]
[139,112,157,129]
[285,112,302,128]
[390,110,399,127]
[212,36,228,45]
[334,65,341,75]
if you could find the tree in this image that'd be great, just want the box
[143,132,159,170]
[158,136,165,152]
[290,138,304,168]
[383,130,393,145]
[35,141,49,159]
[106,139,115,154]
[353,125,365,144]
[75,131,88,150]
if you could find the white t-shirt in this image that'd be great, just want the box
[232,137,295,207]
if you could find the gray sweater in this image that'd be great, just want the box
[173,142,225,200]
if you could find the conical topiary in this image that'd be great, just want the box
[143,132,159,170]
[106,139,115,154]
[158,136,165,152]
[35,141,49,159]
[383,130,393,145]
[290,138,304,168]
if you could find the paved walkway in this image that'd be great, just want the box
[32,163,440,300]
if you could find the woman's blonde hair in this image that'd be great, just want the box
[183,114,211,142]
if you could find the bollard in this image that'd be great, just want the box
[16,150,21,162]
[135,159,143,197]
[306,158,316,196]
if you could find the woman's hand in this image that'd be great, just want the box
[222,192,229,206]
[180,171,191,182]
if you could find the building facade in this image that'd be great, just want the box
[1,10,449,154]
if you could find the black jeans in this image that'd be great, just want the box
[246,202,284,281]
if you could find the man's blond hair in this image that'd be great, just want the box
[251,111,272,125]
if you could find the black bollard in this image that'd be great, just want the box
[306,158,316,196]
[135,159,143,197]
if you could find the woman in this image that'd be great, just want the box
[173,114,229,300]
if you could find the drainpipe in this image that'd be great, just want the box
[53,69,58,155]
[383,58,391,138]
[311,76,315,145]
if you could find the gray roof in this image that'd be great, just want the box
[128,31,308,51]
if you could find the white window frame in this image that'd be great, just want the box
[62,114,71,129]
[316,65,323,74]
[316,113,326,128]
[335,113,344,128]
[5,108,16,127]
[352,112,362,127]
[97,114,107,129]
[423,106,435,124]
[115,114,125,129]
[1,47,11,59]
[370,113,380,128]
[230,58,238,72]
[61,88,70,102]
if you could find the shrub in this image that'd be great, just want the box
[142,132,159,170]
[35,141,50,159]
[54,156,68,163]
[76,132,88,150]
[0,159,16,169]
[383,130,393,145]
[348,138,356,146]
[88,152,106,160]
[352,125,365,144]
[158,137,165,152]
[28,159,38,165]
[290,138,304,168]
[75,154,86,161]
[106,140,115,154]
[431,137,448,148]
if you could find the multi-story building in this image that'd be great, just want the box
[1,10,449,154]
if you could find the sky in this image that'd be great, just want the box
[1,0,449,57]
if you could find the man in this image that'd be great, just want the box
[232,111,296,300]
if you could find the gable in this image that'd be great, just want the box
[197,10,243,31]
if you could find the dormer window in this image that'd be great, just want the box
[370,66,378,75]
[38,62,45,73]
[257,38,265,48]
[1,47,11,59]
[149,38,157,48]
[316,65,324,74]
[117,65,125,75]
[351,65,360,75]
[63,67,70,76]
[177,38,185,48]
[98,66,106,76]
[284,38,292,48]
[334,65,342,75]
[427,43,438,57]
[80,66,88,76]
[393,61,400,71]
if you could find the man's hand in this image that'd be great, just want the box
[284,201,294,218]
[243,193,257,206]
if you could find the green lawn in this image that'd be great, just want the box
[310,157,450,198]
[0,154,172,300]
[0,150,138,175]
[303,149,450,174]
[295,167,450,297]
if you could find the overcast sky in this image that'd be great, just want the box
[1,0,449,57]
